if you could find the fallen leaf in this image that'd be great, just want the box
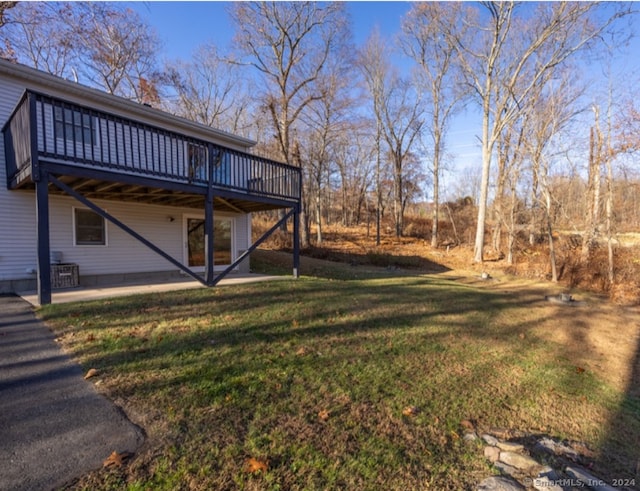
[318,409,330,421]
[103,450,132,468]
[460,419,475,430]
[295,346,307,356]
[575,366,586,374]
[86,334,95,342]
[244,457,268,473]
[84,368,99,380]
[402,406,420,417]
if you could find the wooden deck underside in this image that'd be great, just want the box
[13,172,284,213]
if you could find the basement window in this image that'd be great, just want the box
[74,208,106,246]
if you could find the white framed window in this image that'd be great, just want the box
[73,208,107,246]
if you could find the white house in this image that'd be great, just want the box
[0,58,301,304]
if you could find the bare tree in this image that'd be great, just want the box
[582,109,603,262]
[0,2,77,76]
[1,2,162,102]
[443,2,631,263]
[382,80,423,237]
[334,126,375,227]
[166,44,251,134]
[300,69,352,244]
[357,27,388,245]
[359,29,422,238]
[400,2,467,247]
[72,3,162,102]
[526,70,584,281]
[229,2,349,242]
[0,1,16,29]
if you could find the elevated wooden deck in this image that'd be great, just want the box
[3,90,301,304]
[3,91,301,213]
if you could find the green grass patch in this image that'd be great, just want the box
[39,270,638,490]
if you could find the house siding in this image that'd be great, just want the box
[1,193,249,285]
[0,62,253,291]
[0,76,36,285]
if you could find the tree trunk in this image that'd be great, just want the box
[300,195,310,249]
[431,137,440,247]
[605,134,614,286]
[315,185,323,244]
[544,188,558,282]
[474,138,492,262]
[394,155,403,237]
[507,191,517,265]
[582,120,602,262]
[375,128,381,246]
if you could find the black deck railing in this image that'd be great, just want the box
[3,91,301,203]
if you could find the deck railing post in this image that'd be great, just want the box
[28,93,40,181]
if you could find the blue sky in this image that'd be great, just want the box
[132,2,414,59]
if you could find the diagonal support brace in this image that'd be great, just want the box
[48,175,207,286]
[210,207,295,286]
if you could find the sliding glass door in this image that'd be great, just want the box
[184,216,233,270]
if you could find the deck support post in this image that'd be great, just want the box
[205,165,215,285]
[293,205,300,279]
[35,172,52,305]
[204,193,215,285]
[31,92,52,305]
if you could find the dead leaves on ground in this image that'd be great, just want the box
[402,405,420,417]
[244,457,269,473]
[103,450,133,468]
[318,409,331,422]
[84,368,99,380]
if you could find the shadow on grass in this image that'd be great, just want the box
[596,329,640,485]
[36,266,640,489]
[251,249,450,280]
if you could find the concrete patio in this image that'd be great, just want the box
[18,273,285,306]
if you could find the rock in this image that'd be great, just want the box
[494,461,520,477]
[482,434,499,446]
[565,466,618,491]
[484,446,501,462]
[499,451,540,471]
[488,427,512,439]
[533,476,563,491]
[496,441,524,452]
[477,476,525,491]
[537,465,561,482]
[535,437,578,460]
[464,432,479,443]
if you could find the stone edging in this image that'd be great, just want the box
[462,426,629,491]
